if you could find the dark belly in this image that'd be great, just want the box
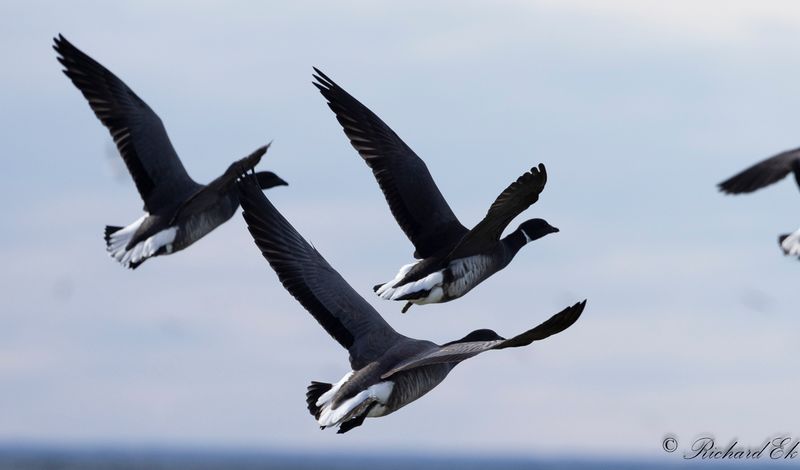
[444,255,497,299]
[172,206,237,252]
[384,364,451,414]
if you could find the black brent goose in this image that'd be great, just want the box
[54,35,287,269]
[313,68,558,312]
[719,148,800,257]
[238,173,585,433]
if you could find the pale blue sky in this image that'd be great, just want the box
[2,0,800,459]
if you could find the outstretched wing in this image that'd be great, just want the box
[718,148,800,194]
[170,145,271,224]
[313,68,468,258]
[381,300,586,379]
[54,34,201,212]
[238,174,405,370]
[449,164,547,258]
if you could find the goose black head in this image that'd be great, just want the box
[444,329,505,346]
[255,171,288,189]
[518,218,558,242]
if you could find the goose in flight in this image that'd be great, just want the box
[718,148,800,257]
[313,68,558,312]
[238,173,585,433]
[54,34,287,269]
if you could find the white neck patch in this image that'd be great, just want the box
[521,229,532,243]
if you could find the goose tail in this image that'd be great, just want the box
[779,229,800,257]
[374,261,420,297]
[311,375,394,433]
[104,215,176,269]
[306,381,332,421]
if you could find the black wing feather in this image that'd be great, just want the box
[54,34,200,212]
[381,300,586,379]
[238,174,404,370]
[449,164,547,258]
[718,148,800,194]
[492,299,585,349]
[312,67,468,258]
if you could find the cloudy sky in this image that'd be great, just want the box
[2,0,800,460]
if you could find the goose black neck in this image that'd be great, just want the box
[502,229,529,256]
[792,159,800,189]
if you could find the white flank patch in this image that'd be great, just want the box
[315,371,355,408]
[317,381,394,428]
[106,214,148,253]
[413,286,444,305]
[375,261,419,296]
[379,255,492,305]
[379,270,444,301]
[781,228,800,256]
[107,215,177,268]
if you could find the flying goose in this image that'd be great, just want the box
[238,173,585,433]
[718,148,800,257]
[53,35,287,269]
[312,68,558,312]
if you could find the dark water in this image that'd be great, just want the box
[0,447,790,470]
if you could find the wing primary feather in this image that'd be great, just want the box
[381,300,587,379]
[54,34,200,211]
[237,175,402,368]
[448,164,548,257]
[312,67,468,258]
[718,148,800,194]
[493,300,586,350]
[238,178,355,350]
